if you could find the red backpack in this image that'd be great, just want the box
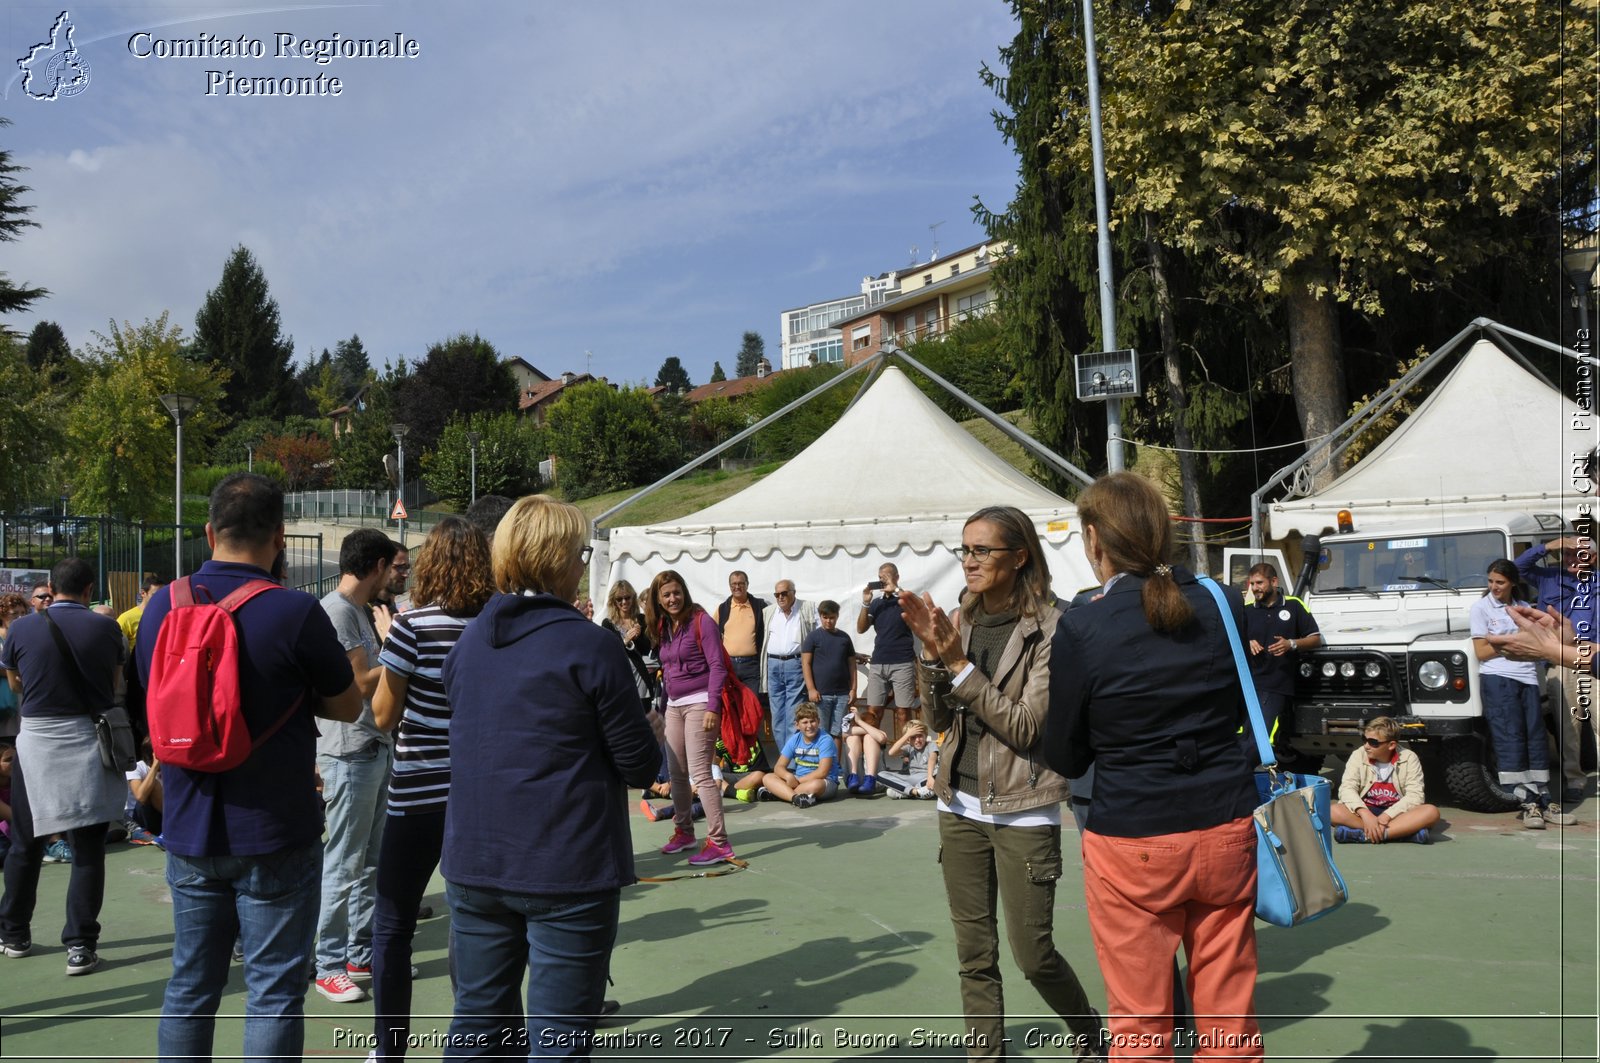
[147,577,302,772]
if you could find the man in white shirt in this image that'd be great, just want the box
[761,580,816,742]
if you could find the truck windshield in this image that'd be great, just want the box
[1312,531,1508,594]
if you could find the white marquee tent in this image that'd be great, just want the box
[1267,337,1589,539]
[594,366,1097,654]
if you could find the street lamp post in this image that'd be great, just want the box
[246,440,256,473]
[391,423,410,546]
[466,431,481,506]
[159,394,198,577]
[1080,0,1125,473]
[1564,246,1598,341]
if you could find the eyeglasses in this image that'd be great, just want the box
[31,593,51,602]
[774,590,794,598]
[612,594,635,603]
[952,545,1013,561]
[392,563,411,572]
[578,545,594,565]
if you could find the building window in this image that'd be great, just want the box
[923,273,933,286]
[950,264,961,277]
[851,324,872,351]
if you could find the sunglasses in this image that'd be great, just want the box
[1363,736,1392,747]
[31,594,51,602]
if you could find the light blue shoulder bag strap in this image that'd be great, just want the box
[1198,575,1276,769]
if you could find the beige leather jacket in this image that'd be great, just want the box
[919,603,1070,814]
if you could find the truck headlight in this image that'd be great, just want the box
[1339,662,1356,678]
[1300,663,1314,678]
[1364,662,1383,679]
[1416,660,1449,690]
[1321,662,1337,678]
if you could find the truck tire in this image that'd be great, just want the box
[1441,735,1520,812]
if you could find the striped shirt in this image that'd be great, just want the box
[378,605,471,815]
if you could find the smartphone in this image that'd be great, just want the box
[867,580,885,591]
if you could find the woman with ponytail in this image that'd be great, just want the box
[1042,472,1263,1060]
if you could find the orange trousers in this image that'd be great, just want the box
[1081,816,1263,1060]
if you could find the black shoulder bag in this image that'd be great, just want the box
[44,610,137,773]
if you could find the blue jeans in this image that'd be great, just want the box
[158,842,323,1063]
[444,881,620,1060]
[815,693,850,736]
[316,744,391,975]
[767,657,805,740]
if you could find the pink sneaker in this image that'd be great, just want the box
[687,839,735,866]
[661,829,697,854]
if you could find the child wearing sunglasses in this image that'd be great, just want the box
[1331,716,1440,844]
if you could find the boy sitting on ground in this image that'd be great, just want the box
[1332,716,1440,845]
[879,720,938,799]
[759,703,838,809]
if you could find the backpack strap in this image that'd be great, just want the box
[217,580,284,613]
[169,576,197,609]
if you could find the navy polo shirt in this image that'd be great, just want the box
[137,559,354,857]
[866,595,914,664]
[0,602,124,716]
[1243,594,1319,696]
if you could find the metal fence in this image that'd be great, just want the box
[0,513,327,612]
[285,490,448,536]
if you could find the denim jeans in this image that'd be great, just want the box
[814,693,850,737]
[444,881,620,1060]
[316,744,391,976]
[158,841,323,1063]
[767,657,805,740]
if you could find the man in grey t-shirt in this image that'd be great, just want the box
[312,529,399,1003]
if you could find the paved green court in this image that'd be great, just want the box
[0,777,1596,1061]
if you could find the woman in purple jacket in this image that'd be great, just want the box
[644,569,734,866]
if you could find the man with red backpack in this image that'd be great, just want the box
[137,473,362,1062]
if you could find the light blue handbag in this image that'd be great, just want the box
[1199,576,1349,928]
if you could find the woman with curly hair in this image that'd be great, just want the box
[368,516,495,1062]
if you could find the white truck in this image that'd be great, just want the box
[1225,508,1577,811]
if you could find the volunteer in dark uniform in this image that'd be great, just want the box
[1243,562,1320,744]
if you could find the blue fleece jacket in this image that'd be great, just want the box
[441,592,659,895]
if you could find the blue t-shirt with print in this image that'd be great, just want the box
[781,730,840,781]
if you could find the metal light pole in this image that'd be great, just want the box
[466,430,481,506]
[246,440,256,473]
[391,423,410,546]
[159,393,198,577]
[1565,246,1598,341]
[1081,0,1125,472]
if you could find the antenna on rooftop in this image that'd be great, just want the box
[907,245,919,266]
[929,221,945,261]
[584,349,593,376]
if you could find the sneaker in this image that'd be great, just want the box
[916,787,937,800]
[1410,828,1431,845]
[1333,826,1366,844]
[105,822,127,845]
[1564,786,1585,805]
[734,787,758,803]
[126,824,158,845]
[755,786,774,802]
[1,938,32,958]
[687,839,736,866]
[637,798,656,819]
[792,793,817,809]
[858,774,877,795]
[660,829,697,855]
[844,773,860,792]
[887,786,907,800]
[314,971,367,1002]
[151,834,166,851]
[1521,803,1546,830]
[231,941,244,963]
[1540,801,1579,827]
[1075,1006,1108,1063]
[346,962,372,981]
[42,840,72,864]
[65,946,100,976]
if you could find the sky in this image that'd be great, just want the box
[2,1,1024,387]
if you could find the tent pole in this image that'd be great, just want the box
[882,345,1094,488]
[591,352,886,540]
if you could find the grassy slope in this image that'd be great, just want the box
[576,412,1039,528]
